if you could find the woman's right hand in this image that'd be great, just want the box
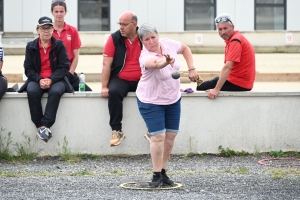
[164,54,175,67]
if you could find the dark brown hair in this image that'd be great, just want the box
[51,2,67,12]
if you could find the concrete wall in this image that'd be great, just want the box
[111,0,184,32]
[287,0,300,31]
[79,31,300,54]
[0,92,299,156]
[3,0,78,32]
[2,0,300,32]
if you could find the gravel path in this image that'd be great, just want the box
[0,154,299,200]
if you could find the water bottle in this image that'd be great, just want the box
[79,72,86,92]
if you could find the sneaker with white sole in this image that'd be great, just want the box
[110,130,125,147]
[36,127,52,143]
[144,131,151,143]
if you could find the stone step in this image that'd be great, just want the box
[4,72,300,83]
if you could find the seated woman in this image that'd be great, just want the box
[18,16,73,143]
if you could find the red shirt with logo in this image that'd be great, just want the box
[39,39,52,78]
[53,22,81,67]
[225,31,256,89]
[104,35,141,81]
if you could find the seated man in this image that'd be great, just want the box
[101,11,142,147]
[197,13,255,99]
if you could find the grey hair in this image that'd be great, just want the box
[137,23,158,41]
[215,13,233,25]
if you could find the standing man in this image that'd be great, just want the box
[197,13,255,99]
[101,11,142,147]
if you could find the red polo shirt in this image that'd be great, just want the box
[53,22,81,66]
[225,31,256,89]
[104,35,141,81]
[39,39,52,78]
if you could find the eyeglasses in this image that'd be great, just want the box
[117,22,134,27]
[215,17,232,24]
[40,26,53,32]
[52,0,65,3]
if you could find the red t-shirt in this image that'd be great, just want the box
[53,22,81,66]
[225,31,256,89]
[103,35,141,81]
[39,39,52,78]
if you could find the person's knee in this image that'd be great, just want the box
[108,87,119,96]
[165,132,177,139]
[151,133,165,143]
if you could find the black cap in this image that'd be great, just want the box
[37,16,53,27]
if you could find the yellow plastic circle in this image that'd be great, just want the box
[120,181,183,190]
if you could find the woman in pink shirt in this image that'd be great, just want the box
[136,23,198,188]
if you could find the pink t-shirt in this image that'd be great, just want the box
[136,38,182,105]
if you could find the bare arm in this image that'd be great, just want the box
[101,56,113,98]
[179,43,198,82]
[0,61,3,71]
[69,49,79,74]
[207,61,234,99]
[145,54,175,69]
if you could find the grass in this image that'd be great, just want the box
[184,152,208,159]
[218,145,249,157]
[70,170,96,176]
[269,150,286,157]
[224,167,248,174]
[0,128,14,161]
[270,168,300,180]
[14,132,40,161]
[58,136,102,163]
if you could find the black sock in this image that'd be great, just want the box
[153,172,161,177]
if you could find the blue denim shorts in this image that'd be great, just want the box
[137,98,181,136]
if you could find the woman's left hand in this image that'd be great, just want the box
[188,70,198,82]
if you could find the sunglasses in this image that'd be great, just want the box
[215,17,232,24]
[52,0,65,3]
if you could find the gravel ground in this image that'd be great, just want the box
[0,154,299,200]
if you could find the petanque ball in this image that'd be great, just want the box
[171,70,180,79]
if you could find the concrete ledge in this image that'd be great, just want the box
[3,46,300,55]
[0,91,299,156]
[4,72,300,83]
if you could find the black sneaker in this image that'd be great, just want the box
[161,169,174,186]
[36,127,52,143]
[149,173,162,188]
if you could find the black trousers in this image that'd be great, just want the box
[108,77,139,131]
[27,81,66,128]
[0,74,7,101]
[196,76,251,91]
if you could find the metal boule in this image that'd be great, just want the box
[171,70,180,79]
